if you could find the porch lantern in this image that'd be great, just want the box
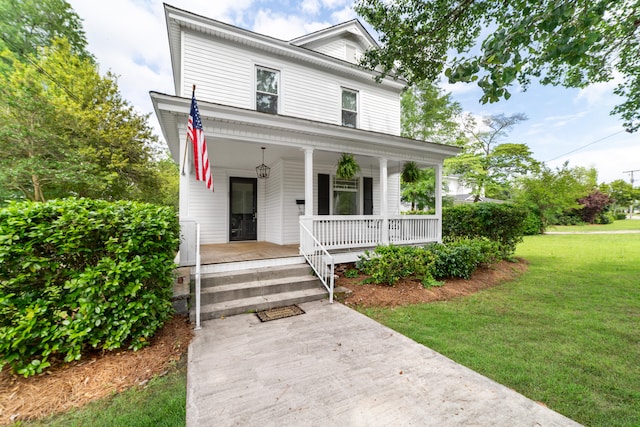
[256,147,270,179]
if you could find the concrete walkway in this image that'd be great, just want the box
[187,300,580,426]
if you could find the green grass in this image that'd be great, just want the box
[547,218,640,232]
[360,234,640,426]
[24,362,187,427]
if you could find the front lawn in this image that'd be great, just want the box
[24,362,187,427]
[546,218,640,232]
[360,234,640,426]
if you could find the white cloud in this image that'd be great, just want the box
[320,0,352,8]
[252,9,331,40]
[331,6,357,22]
[300,0,321,15]
[547,142,640,183]
[543,111,588,128]
[439,81,481,96]
[575,71,623,107]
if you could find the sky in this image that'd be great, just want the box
[67,0,640,185]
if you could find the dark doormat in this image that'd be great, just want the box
[256,305,305,322]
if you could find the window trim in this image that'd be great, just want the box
[341,87,358,128]
[255,65,280,114]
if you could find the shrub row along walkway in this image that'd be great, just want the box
[187,300,580,426]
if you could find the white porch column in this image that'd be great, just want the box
[379,157,389,244]
[435,163,443,242]
[304,148,314,217]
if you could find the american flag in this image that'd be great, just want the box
[188,92,214,191]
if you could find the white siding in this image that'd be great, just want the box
[182,31,253,109]
[185,171,228,244]
[181,32,402,135]
[281,160,305,244]
[311,38,346,60]
[361,90,401,136]
[264,160,284,244]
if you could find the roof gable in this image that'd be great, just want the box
[289,20,378,52]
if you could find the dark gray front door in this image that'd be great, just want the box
[230,177,257,241]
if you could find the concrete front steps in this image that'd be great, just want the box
[191,263,328,321]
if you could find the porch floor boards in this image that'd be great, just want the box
[200,242,300,265]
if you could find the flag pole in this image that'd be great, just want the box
[181,84,196,176]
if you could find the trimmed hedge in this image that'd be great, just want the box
[0,198,179,377]
[356,245,436,286]
[355,237,501,286]
[442,203,528,258]
[428,237,500,280]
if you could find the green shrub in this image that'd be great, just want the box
[595,211,615,224]
[344,269,359,279]
[615,212,628,220]
[521,209,544,235]
[0,198,179,377]
[442,203,528,258]
[428,237,500,280]
[356,245,436,286]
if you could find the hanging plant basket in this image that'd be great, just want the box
[401,161,421,184]
[336,153,361,180]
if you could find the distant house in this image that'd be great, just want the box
[150,4,460,268]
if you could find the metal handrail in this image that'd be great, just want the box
[299,220,335,303]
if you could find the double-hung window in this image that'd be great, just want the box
[256,66,279,114]
[333,176,359,215]
[341,88,357,128]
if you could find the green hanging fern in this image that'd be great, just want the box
[336,153,361,180]
[401,161,421,183]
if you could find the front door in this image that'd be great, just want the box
[229,177,257,241]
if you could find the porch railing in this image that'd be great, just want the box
[388,215,440,245]
[299,220,335,303]
[310,215,440,250]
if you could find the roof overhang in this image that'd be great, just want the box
[150,91,460,167]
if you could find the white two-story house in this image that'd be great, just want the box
[151,4,459,311]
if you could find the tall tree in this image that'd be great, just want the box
[0,0,89,64]
[401,81,464,145]
[355,0,640,132]
[0,40,162,203]
[516,162,596,230]
[602,179,640,217]
[445,113,538,202]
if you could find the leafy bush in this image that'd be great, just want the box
[344,269,359,279]
[595,211,615,224]
[521,208,544,235]
[615,212,628,220]
[442,203,528,258]
[356,238,501,287]
[428,238,501,279]
[0,198,179,377]
[356,245,436,286]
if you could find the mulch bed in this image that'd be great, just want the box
[338,259,529,307]
[0,315,193,424]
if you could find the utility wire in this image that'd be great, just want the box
[544,130,626,162]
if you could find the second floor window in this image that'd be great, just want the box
[341,88,357,128]
[256,67,279,114]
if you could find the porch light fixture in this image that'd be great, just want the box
[256,147,270,179]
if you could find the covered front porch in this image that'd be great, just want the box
[153,93,460,296]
